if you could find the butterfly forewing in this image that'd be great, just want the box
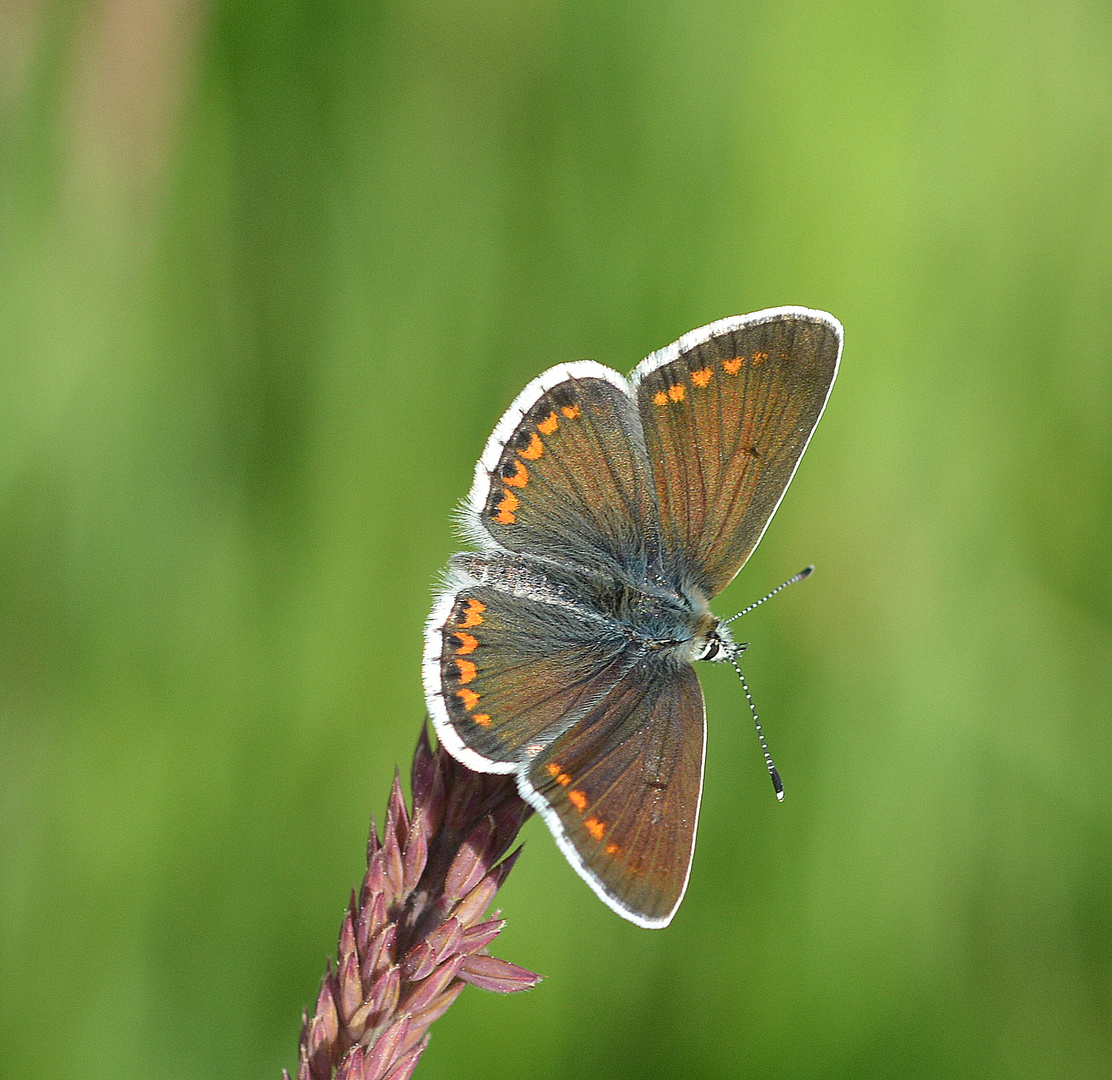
[522,662,705,928]
[468,364,661,581]
[634,309,841,598]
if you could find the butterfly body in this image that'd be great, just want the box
[450,549,727,658]
[424,307,842,927]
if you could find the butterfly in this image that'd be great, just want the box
[423,307,842,927]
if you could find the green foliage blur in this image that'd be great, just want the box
[2,1,1110,1077]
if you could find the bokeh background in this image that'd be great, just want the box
[2,1,1111,1077]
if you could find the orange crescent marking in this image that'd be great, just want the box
[568,789,588,811]
[605,842,620,855]
[652,390,668,406]
[691,367,713,387]
[518,433,544,460]
[584,817,605,840]
[752,351,768,364]
[538,412,559,435]
[456,688,480,710]
[668,384,685,402]
[458,600,486,627]
[502,460,529,488]
[454,658,477,684]
[723,357,742,375]
[546,763,562,777]
[452,632,478,655]
[561,403,581,419]
[472,713,492,727]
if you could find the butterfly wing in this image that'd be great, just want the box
[520,660,705,928]
[464,362,661,582]
[633,307,842,598]
[423,565,635,773]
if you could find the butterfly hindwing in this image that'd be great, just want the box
[521,661,706,928]
[466,362,661,582]
[634,308,842,598]
[423,559,634,773]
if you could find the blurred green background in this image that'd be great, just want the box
[2,1,1111,1077]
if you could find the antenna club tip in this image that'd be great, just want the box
[776,790,785,802]
[800,565,814,579]
[770,767,784,801]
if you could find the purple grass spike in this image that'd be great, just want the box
[458,954,545,993]
[286,722,541,1079]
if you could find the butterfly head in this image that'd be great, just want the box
[688,616,746,665]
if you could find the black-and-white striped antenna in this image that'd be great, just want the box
[724,565,813,624]
[723,566,815,802]
[725,649,783,801]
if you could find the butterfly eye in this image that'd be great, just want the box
[698,637,721,662]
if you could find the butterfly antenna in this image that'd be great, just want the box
[723,565,814,625]
[726,649,784,802]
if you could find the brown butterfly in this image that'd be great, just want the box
[424,308,842,927]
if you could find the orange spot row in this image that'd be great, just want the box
[545,762,571,784]
[545,763,618,852]
[490,397,582,527]
[449,607,493,730]
[653,354,775,406]
[652,382,687,405]
[651,352,772,406]
[545,762,573,787]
